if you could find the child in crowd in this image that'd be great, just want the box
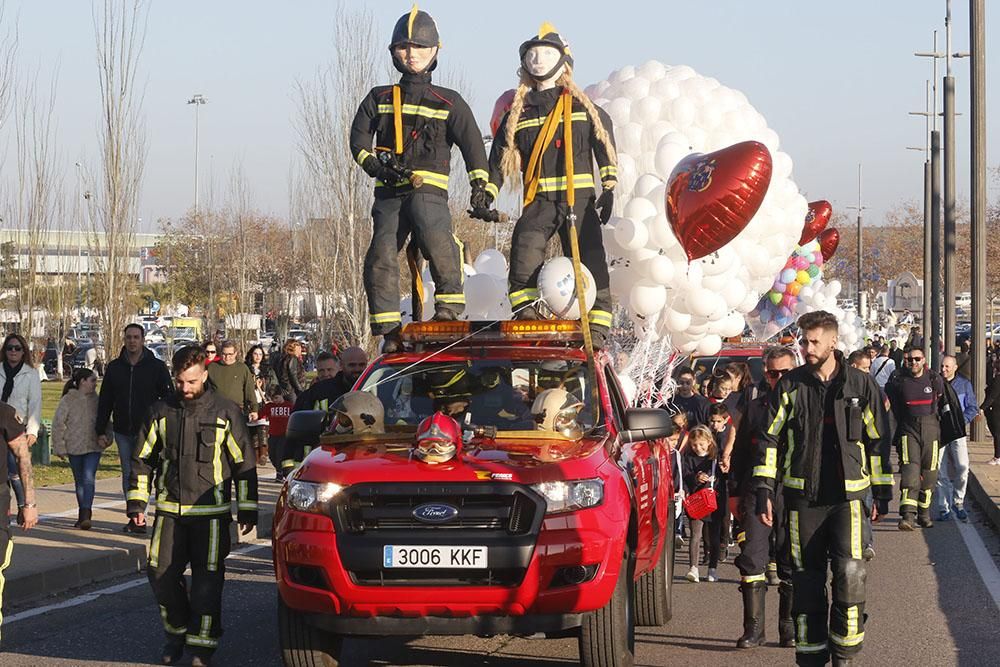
[682,425,724,583]
[51,369,110,530]
[708,402,735,561]
[668,412,688,548]
[262,388,294,480]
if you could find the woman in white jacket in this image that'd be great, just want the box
[1,333,42,515]
[52,369,108,529]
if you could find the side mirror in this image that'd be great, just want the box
[621,408,673,443]
[285,410,327,448]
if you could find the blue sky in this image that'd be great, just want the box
[3,1,998,231]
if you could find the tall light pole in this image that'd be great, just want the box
[187,93,207,213]
[909,80,933,358]
[846,165,865,320]
[970,0,987,441]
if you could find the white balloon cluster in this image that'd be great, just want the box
[794,278,869,352]
[399,249,513,324]
[584,61,809,356]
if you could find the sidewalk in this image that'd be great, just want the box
[967,439,1000,531]
[4,465,282,609]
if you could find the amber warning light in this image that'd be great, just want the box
[401,320,583,344]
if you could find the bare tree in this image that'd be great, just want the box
[0,2,17,135]
[88,0,148,355]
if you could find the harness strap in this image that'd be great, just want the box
[392,85,404,154]
[523,94,565,206]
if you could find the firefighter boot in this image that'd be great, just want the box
[515,304,541,320]
[832,657,854,666]
[381,327,404,354]
[917,509,934,528]
[432,305,459,322]
[736,581,766,648]
[191,651,213,667]
[898,513,915,531]
[161,635,184,665]
[778,581,795,648]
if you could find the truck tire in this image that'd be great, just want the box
[278,596,342,667]
[634,502,675,626]
[578,556,635,667]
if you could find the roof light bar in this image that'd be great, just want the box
[400,319,583,344]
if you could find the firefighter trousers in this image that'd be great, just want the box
[508,195,612,330]
[735,488,792,583]
[147,514,232,654]
[896,417,940,518]
[365,191,465,335]
[787,498,868,664]
[0,499,12,643]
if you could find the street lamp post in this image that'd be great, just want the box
[846,165,865,320]
[909,80,933,359]
[970,0,987,441]
[187,94,207,213]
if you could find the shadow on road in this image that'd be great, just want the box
[343,642,577,666]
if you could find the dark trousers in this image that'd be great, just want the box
[896,418,940,517]
[0,495,11,642]
[365,191,464,334]
[147,514,232,654]
[788,499,868,664]
[736,488,791,583]
[508,195,612,324]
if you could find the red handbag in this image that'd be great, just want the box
[684,461,718,520]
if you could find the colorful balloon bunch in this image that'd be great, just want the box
[749,239,824,338]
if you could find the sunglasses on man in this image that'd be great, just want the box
[5,345,22,352]
[904,356,925,363]
[765,368,790,380]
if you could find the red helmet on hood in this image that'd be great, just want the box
[415,412,463,464]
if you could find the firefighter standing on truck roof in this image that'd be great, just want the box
[884,345,947,531]
[476,22,617,348]
[752,311,892,667]
[127,346,258,667]
[730,347,797,650]
[349,4,489,352]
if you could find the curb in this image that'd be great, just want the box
[968,469,1000,534]
[7,507,274,609]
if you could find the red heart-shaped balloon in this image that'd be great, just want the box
[799,200,832,245]
[666,141,773,261]
[490,89,516,137]
[818,228,840,261]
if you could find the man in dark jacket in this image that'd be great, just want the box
[293,346,369,413]
[96,323,173,533]
[754,311,892,667]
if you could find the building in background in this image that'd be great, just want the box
[0,229,163,284]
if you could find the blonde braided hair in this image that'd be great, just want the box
[499,66,618,191]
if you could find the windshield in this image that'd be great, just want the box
[359,358,599,434]
[169,327,197,340]
[692,355,764,385]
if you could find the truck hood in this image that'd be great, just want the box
[294,435,610,486]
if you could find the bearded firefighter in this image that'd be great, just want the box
[478,22,617,347]
[349,4,489,351]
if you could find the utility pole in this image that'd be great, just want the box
[909,80,933,359]
[916,32,945,369]
[846,165,865,320]
[970,0,987,441]
[187,94,207,213]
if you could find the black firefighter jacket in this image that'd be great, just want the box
[349,71,488,199]
[752,353,894,504]
[127,389,258,524]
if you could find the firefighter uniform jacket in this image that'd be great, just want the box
[128,389,258,524]
[487,86,617,203]
[752,353,893,503]
[350,71,489,199]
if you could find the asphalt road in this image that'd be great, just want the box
[3,499,1000,667]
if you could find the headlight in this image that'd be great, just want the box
[287,480,343,513]
[531,478,604,514]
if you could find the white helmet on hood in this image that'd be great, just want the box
[531,388,585,439]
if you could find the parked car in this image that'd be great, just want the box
[71,340,105,376]
[274,320,676,667]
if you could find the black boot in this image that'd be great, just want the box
[736,581,766,648]
[432,306,458,322]
[917,511,934,528]
[515,305,540,320]
[778,580,795,647]
[832,656,854,666]
[381,327,404,354]
[898,513,915,531]
[161,635,184,665]
[78,508,92,531]
[589,324,609,350]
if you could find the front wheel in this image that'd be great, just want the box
[579,556,635,667]
[278,596,342,667]
[634,502,675,626]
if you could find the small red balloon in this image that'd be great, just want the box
[799,200,832,245]
[490,89,516,137]
[666,141,773,262]
[818,228,840,261]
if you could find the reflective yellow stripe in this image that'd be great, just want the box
[435,292,466,305]
[869,456,893,485]
[832,605,865,648]
[453,235,465,286]
[186,615,218,648]
[377,103,451,120]
[355,148,372,166]
[509,288,540,307]
[160,605,186,636]
[515,111,588,131]
[127,473,149,503]
[149,517,165,568]
[223,422,244,464]
[741,574,767,583]
[850,500,862,559]
[790,510,802,569]
[315,398,329,412]
[844,477,870,493]
[599,165,618,179]
[901,435,909,465]
[796,614,828,652]
[370,311,402,324]
[281,458,297,470]
[784,475,805,490]
[768,390,796,436]
[767,562,778,571]
[155,501,232,516]
[138,418,162,459]
[918,489,933,509]
[589,310,613,327]
[485,182,499,198]
[468,169,488,183]
[375,170,450,190]
[862,405,880,439]
[930,440,939,471]
[736,530,746,544]
[207,519,220,572]
[754,447,778,479]
[830,631,865,647]
[536,173,595,192]
[900,488,918,508]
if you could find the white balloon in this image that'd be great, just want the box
[719,313,747,338]
[613,217,649,250]
[646,254,675,285]
[629,281,667,317]
[538,257,597,320]
[664,308,692,331]
[463,263,477,278]
[623,197,657,223]
[606,98,632,128]
[632,96,661,125]
[464,273,504,314]
[473,249,508,278]
[637,60,667,81]
[633,174,663,199]
[647,213,677,250]
[720,279,748,310]
[695,335,723,356]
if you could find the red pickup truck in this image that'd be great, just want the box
[272,320,676,667]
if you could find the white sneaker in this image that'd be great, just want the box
[988,457,1000,466]
[685,566,700,583]
[707,568,719,582]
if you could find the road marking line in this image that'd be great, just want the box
[955,520,1000,612]
[5,541,270,624]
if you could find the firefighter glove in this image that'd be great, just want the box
[595,186,614,225]
[469,207,503,223]
[361,155,400,184]
[470,182,494,211]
